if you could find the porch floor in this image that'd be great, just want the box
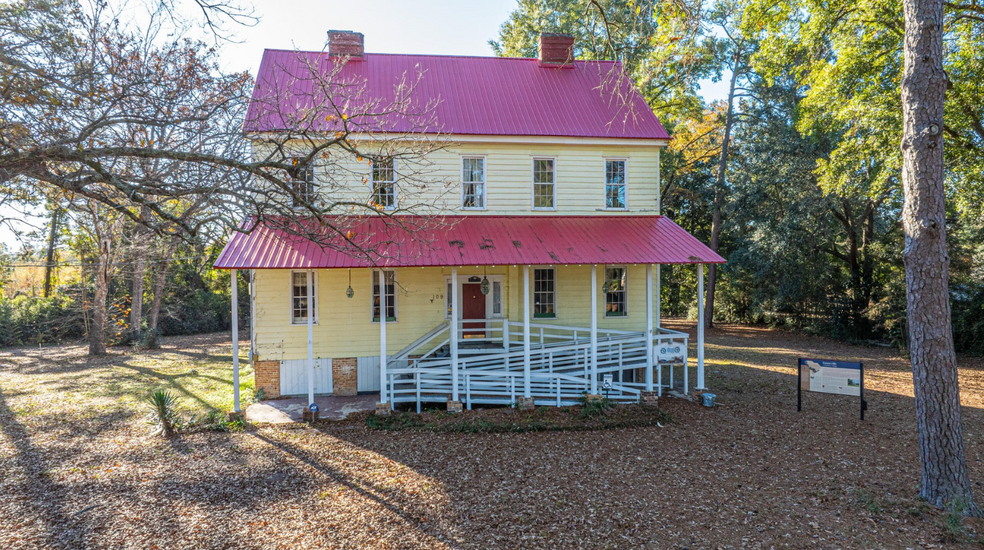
[246,394,377,424]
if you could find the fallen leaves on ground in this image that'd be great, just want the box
[1,326,984,548]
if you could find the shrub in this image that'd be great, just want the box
[0,295,86,347]
[578,393,616,418]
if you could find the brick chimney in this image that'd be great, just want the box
[328,30,364,59]
[538,33,575,67]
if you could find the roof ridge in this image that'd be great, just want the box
[260,48,621,64]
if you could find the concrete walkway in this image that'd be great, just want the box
[246,395,377,424]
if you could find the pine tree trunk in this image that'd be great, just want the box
[900,0,980,515]
[89,235,110,356]
[704,60,739,329]
[129,206,151,341]
[42,207,60,298]
[147,239,178,348]
[129,242,147,341]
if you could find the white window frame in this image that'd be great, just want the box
[531,157,557,211]
[371,270,398,323]
[289,158,316,209]
[461,155,487,210]
[604,158,628,210]
[445,275,505,320]
[532,267,557,319]
[289,270,318,325]
[370,157,397,211]
[604,265,628,318]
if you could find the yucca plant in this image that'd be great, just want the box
[146,389,181,438]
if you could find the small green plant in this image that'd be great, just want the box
[854,488,883,514]
[186,409,229,432]
[939,498,971,543]
[146,389,181,438]
[578,393,615,418]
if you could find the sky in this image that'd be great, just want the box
[1,0,730,251]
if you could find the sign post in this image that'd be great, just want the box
[797,358,867,420]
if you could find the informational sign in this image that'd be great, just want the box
[797,358,866,420]
[308,403,319,413]
[656,343,686,364]
[800,359,862,396]
[602,374,613,391]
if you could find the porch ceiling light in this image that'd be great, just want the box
[481,276,491,295]
[346,269,354,298]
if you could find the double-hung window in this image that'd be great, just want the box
[372,270,397,322]
[532,158,556,210]
[290,271,317,324]
[605,160,627,209]
[290,158,316,208]
[371,158,397,210]
[462,157,486,209]
[604,266,627,317]
[533,268,556,318]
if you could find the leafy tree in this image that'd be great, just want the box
[491,0,711,124]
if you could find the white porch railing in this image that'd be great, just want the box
[384,321,690,411]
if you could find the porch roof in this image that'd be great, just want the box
[213,215,726,270]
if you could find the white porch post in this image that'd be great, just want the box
[307,269,315,407]
[231,269,241,412]
[697,263,706,390]
[523,265,531,398]
[645,264,653,392]
[655,265,661,330]
[450,267,459,402]
[379,269,388,406]
[656,264,662,395]
[590,265,598,395]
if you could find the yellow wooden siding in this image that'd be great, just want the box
[252,264,658,361]
[252,140,661,215]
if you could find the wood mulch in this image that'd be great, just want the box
[2,324,984,548]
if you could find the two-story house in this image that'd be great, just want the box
[215,31,725,414]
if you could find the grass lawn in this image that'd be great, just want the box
[2,324,984,549]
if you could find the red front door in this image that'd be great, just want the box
[461,283,487,337]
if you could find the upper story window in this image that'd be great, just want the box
[533,267,556,318]
[462,156,486,209]
[291,271,318,324]
[290,158,316,208]
[371,158,397,210]
[372,270,397,322]
[532,158,555,210]
[604,266,627,317]
[605,160,627,209]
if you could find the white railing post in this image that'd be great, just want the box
[231,269,241,413]
[307,269,315,408]
[645,264,653,392]
[379,269,388,407]
[697,263,706,390]
[590,265,598,395]
[503,320,510,353]
[523,266,531,398]
[451,267,460,402]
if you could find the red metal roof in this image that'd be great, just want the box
[214,216,725,269]
[244,51,670,140]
